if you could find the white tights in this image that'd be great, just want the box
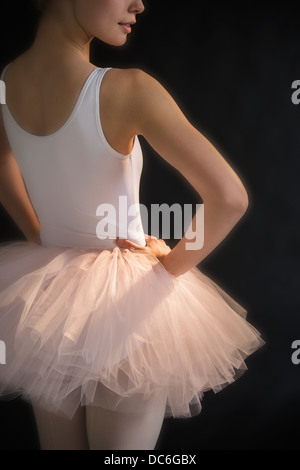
[31,389,167,450]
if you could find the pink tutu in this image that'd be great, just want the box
[0,240,265,419]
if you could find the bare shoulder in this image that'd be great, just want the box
[106,66,161,89]
[104,66,167,103]
[100,66,143,108]
[102,66,145,87]
[101,66,181,137]
[99,67,156,142]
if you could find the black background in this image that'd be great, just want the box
[0,1,299,450]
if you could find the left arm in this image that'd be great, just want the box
[0,106,41,244]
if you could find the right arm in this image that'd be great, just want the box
[124,69,249,277]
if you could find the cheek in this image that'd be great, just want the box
[74,0,127,44]
[74,0,111,32]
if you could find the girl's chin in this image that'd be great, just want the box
[97,35,128,47]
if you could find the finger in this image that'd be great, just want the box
[145,235,158,245]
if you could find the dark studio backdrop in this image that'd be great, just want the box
[0,1,299,450]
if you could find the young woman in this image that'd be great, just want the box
[0,0,264,450]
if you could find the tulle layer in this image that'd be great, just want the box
[0,240,265,419]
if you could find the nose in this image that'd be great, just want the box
[132,0,146,15]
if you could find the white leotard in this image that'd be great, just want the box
[0,64,146,249]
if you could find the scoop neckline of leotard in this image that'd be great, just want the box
[1,64,101,140]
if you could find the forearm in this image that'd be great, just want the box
[161,198,248,277]
[0,157,41,242]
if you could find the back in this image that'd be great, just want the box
[0,64,146,249]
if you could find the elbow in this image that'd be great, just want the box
[223,188,249,215]
[202,183,250,215]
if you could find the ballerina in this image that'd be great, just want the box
[0,0,264,450]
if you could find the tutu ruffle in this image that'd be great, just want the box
[0,240,265,419]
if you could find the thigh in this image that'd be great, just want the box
[86,389,167,450]
[31,400,89,450]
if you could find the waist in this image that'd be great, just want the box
[40,224,146,250]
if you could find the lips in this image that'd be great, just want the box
[119,21,136,25]
[118,23,132,33]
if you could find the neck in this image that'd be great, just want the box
[28,6,94,66]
